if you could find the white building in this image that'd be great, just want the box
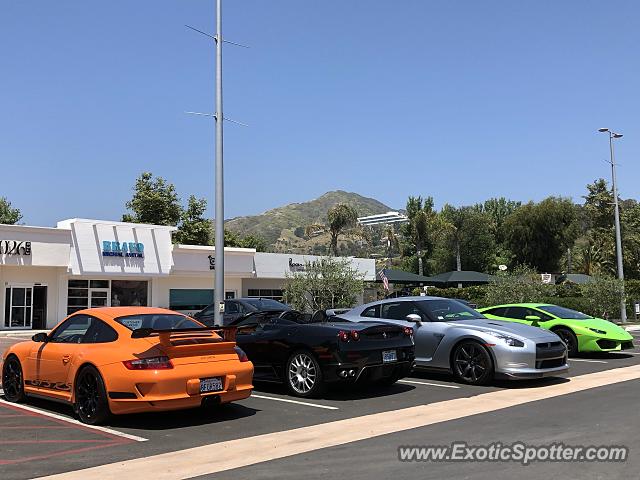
[0,218,376,330]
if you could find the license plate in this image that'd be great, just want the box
[200,377,223,393]
[382,350,397,363]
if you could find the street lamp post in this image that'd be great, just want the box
[598,128,627,323]
[213,0,225,326]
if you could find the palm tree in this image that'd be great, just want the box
[384,225,400,268]
[327,203,358,256]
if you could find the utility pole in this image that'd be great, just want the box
[598,128,627,323]
[213,0,225,326]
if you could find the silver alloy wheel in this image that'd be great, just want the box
[288,352,317,394]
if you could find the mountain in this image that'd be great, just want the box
[225,191,393,249]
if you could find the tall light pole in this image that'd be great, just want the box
[213,0,225,326]
[598,128,627,323]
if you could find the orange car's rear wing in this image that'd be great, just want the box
[131,326,239,345]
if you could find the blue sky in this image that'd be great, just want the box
[1,1,639,226]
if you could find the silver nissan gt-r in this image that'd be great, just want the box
[339,297,568,385]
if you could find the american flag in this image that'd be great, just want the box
[379,270,389,291]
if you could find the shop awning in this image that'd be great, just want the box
[379,269,434,284]
[425,270,495,286]
[555,273,593,285]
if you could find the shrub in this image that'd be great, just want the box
[484,265,555,306]
[283,257,364,312]
[580,277,625,320]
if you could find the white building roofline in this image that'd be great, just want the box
[0,223,71,236]
[57,218,178,231]
[172,244,256,254]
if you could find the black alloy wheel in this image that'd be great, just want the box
[74,366,110,425]
[452,341,493,385]
[554,328,579,357]
[2,356,26,402]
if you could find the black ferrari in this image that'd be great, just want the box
[230,311,415,397]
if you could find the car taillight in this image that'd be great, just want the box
[338,330,360,342]
[234,346,249,362]
[403,327,413,337]
[122,356,173,370]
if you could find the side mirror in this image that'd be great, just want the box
[525,315,541,327]
[32,332,48,343]
[406,314,423,325]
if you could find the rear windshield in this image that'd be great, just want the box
[115,314,202,331]
[242,299,291,311]
[537,305,592,320]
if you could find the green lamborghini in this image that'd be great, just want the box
[477,303,635,356]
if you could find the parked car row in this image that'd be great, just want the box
[1,296,634,425]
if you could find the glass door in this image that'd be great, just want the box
[4,286,33,329]
[89,289,110,308]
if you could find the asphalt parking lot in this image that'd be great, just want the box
[1,332,640,479]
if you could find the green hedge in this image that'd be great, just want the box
[409,279,639,320]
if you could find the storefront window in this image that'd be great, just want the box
[111,281,148,307]
[169,289,213,311]
[67,281,89,315]
[247,289,284,301]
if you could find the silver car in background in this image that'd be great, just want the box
[340,297,568,385]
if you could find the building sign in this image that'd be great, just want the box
[208,255,215,270]
[289,257,305,272]
[102,241,144,258]
[0,240,31,256]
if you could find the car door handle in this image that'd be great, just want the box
[62,355,71,364]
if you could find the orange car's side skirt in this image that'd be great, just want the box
[24,385,73,404]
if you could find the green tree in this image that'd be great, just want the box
[174,195,211,246]
[401,196,438,276]
[435,205,496,273]
[484,265,555,306]
[384,225,400,267]
[283,257,365,312]
[478,197,521,245]
[0,197,22,224]
[327,203,358,256]
[236,234,268,252]
[503,197,579,272]
[621,202,640,279]
[583,178,614,230]
[123,172,182,226]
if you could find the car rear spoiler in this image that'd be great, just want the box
[131,326,239,343]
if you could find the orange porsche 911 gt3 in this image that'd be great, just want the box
[1,307,253,424]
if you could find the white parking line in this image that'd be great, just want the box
[250,394,338,410]
[569,358,608,364]
[399,379,461,389]
[0,389,148,442]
